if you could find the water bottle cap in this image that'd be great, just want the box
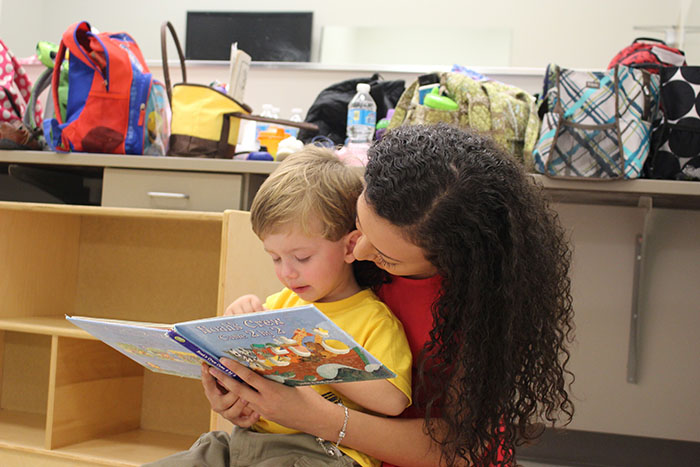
[356,83,370,93]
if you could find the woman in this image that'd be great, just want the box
[204,124,575,466]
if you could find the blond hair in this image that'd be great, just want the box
[250,145,362,241]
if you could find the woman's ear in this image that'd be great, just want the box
[343,230,362,263]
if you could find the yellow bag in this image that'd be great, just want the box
[169,83,251,158]
[161,21,252,158]
[161,21,317,158]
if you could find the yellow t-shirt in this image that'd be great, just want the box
[253,287,413,467]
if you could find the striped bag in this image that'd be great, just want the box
[533,64,660,179]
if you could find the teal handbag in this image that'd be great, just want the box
[533,64,660,179]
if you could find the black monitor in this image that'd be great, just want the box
[185,11,313,62]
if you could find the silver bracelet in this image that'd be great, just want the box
[335,402,349,448]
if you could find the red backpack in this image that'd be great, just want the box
[608,37,686,73]
[45,21,170,155]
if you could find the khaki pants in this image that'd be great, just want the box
[142,428,360,467]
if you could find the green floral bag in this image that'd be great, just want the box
[388,71,540,169]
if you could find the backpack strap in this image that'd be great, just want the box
[51,40,68,125]
[1,86,23,120]
[23,68,52,130]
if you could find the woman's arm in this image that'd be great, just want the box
[329,379,409,416]
[211,358,456,467]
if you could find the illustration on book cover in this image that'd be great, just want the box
[172,309,395,386]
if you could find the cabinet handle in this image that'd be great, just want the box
[147,191,190,199]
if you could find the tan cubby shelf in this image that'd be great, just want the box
[0,202,278,466]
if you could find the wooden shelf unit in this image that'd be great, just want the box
[0,202,273,466]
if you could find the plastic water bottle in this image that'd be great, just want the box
[346,83,376,144]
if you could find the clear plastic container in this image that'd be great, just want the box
[346,83,376,144]
[285,107,304,138]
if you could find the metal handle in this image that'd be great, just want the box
[147,191,190,199]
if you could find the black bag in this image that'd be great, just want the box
[298,73,405,145]
[645,66,700,181]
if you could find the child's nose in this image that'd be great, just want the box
[281,261,298,279]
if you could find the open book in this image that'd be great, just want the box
[66,305,396,386]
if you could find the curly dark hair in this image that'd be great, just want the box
[364,124,575,466]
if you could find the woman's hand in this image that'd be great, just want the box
[209,358,333,436]
[201,363,260,427]
[225,294,265,315]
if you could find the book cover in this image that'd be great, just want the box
[67,305,396,386]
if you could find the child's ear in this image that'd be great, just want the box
[343,230,362,263]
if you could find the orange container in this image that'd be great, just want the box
[257,126,288,158]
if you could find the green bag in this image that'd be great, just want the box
[388,71,540,169]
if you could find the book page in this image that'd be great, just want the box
[66,315,203,379]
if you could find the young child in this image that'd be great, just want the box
[148,146,412,467]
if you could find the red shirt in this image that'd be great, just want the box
[378,275,509,467]
[377,274,441,364]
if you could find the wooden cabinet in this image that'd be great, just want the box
[0,203,277,466]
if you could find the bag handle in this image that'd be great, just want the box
[230,112,318,132]
[216,112,319,158]
[633,37,667,45]
[1,86,23,120]
[160,21,187,105]
[23,69,52,129]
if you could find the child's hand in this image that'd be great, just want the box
[225,294,265,315]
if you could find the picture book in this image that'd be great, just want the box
[66,305,396,386]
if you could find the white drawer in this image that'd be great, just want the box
[102,167,243,211]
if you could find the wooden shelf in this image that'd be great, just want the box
[0,317,92,338]
[0,201,223,221]
[54,429,198,466]
[0,410,46,450]
[0,413,195,466]
[0,202,225,465]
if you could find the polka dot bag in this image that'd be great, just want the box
[646,67,700,181]
[0,39,42,125]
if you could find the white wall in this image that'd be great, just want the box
[0,0,693,68]
[2,0,695,116]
